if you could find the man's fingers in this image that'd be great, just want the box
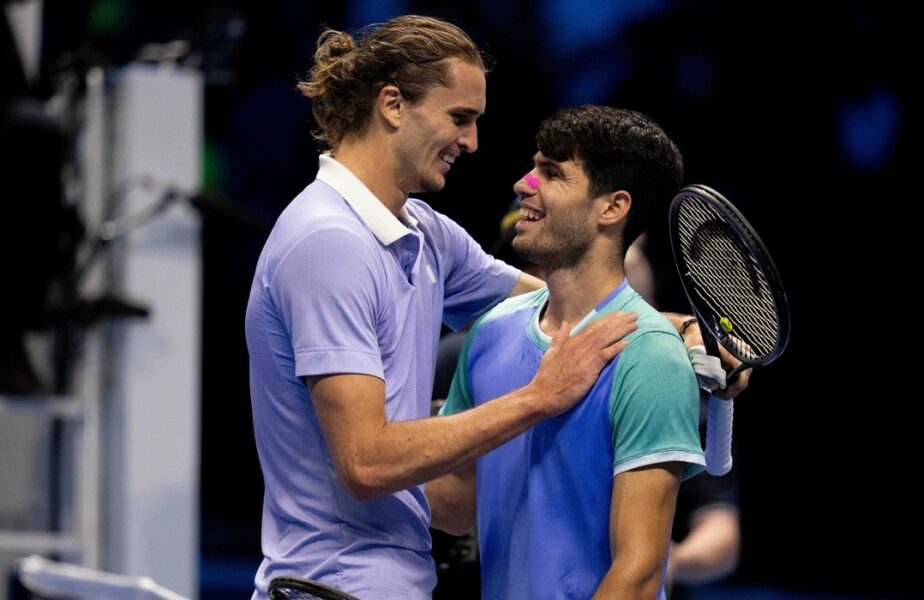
[712,339,754,399]
[716,344,742,368]
[581,311,638,342]
[558,319,572,337]
[546,312,636,369]
[529,313,640,416]
[719,367,752,399]
[547,319,572,353]
[600,339,629,361]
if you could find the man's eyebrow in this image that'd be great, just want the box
[534,156,562,170]
[451,107,483,117]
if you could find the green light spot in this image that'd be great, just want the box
[88,0,126,35]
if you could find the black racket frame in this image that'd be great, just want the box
[269,576,361,600]
[669,184,790,378]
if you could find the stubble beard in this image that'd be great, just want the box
[419,167,447,193]
[396,152,447,195]
[512,218,593,272]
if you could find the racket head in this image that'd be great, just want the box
[268,577,361,600]
[669,184,790,367]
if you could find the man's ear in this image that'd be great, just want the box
[599,190,631,226]
[377,84,404,129]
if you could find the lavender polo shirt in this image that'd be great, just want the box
[246,155,519,599]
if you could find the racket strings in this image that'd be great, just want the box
[684,229,777,347]
[676,197,780,360]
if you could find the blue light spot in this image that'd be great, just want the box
[556,51,634,105]
[540,0,673,60]
[674,53,714,103]
[835,88,900,173]
[345,0,409,30]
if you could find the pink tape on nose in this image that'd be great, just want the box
[523,173,540,190]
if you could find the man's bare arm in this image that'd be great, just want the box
[507,271,545,297]
[310,312,636,501]
[668,507,740,585]
[592,463,682,599]
[427,463,477,535]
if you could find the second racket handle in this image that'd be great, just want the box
[705,395,734,476]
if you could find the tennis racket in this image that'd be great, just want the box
[269,577,361,600]
[669,184,790,476]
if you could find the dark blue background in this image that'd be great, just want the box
[18,1,915,598]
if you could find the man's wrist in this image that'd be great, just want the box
[679,317,698,337]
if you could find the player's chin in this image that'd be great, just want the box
[511,235,533,255]
[421,174,447,193]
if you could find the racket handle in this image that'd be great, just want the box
[705,395,734,476]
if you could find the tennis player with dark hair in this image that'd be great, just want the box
[429,105,749,599]
[244,16,639,600]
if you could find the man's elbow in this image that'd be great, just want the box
[634,565,666,599]
[440,523,474,537]
[426,476,477,535]
[341,480,382,503]
[337,463,390,502]
[432,512,475,537]
[606,556,666,599]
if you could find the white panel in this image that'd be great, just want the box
[3,0,42,83]
[108,64,202,599]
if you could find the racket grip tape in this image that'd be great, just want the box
[705,395,734,476]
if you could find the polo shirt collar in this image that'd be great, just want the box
[315,154,418,246]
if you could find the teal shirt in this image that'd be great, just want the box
[441,282,703,599]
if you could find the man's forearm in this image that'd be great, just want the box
[313,311,636,501]
[661,311,693,331]
[365,389,548,496]
[669,509,740,584]
[592,559,664,600]
[317,378,548,501]
[507,271,545,297]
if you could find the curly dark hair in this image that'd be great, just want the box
[536,105,684,253]
[299,15,486,150]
